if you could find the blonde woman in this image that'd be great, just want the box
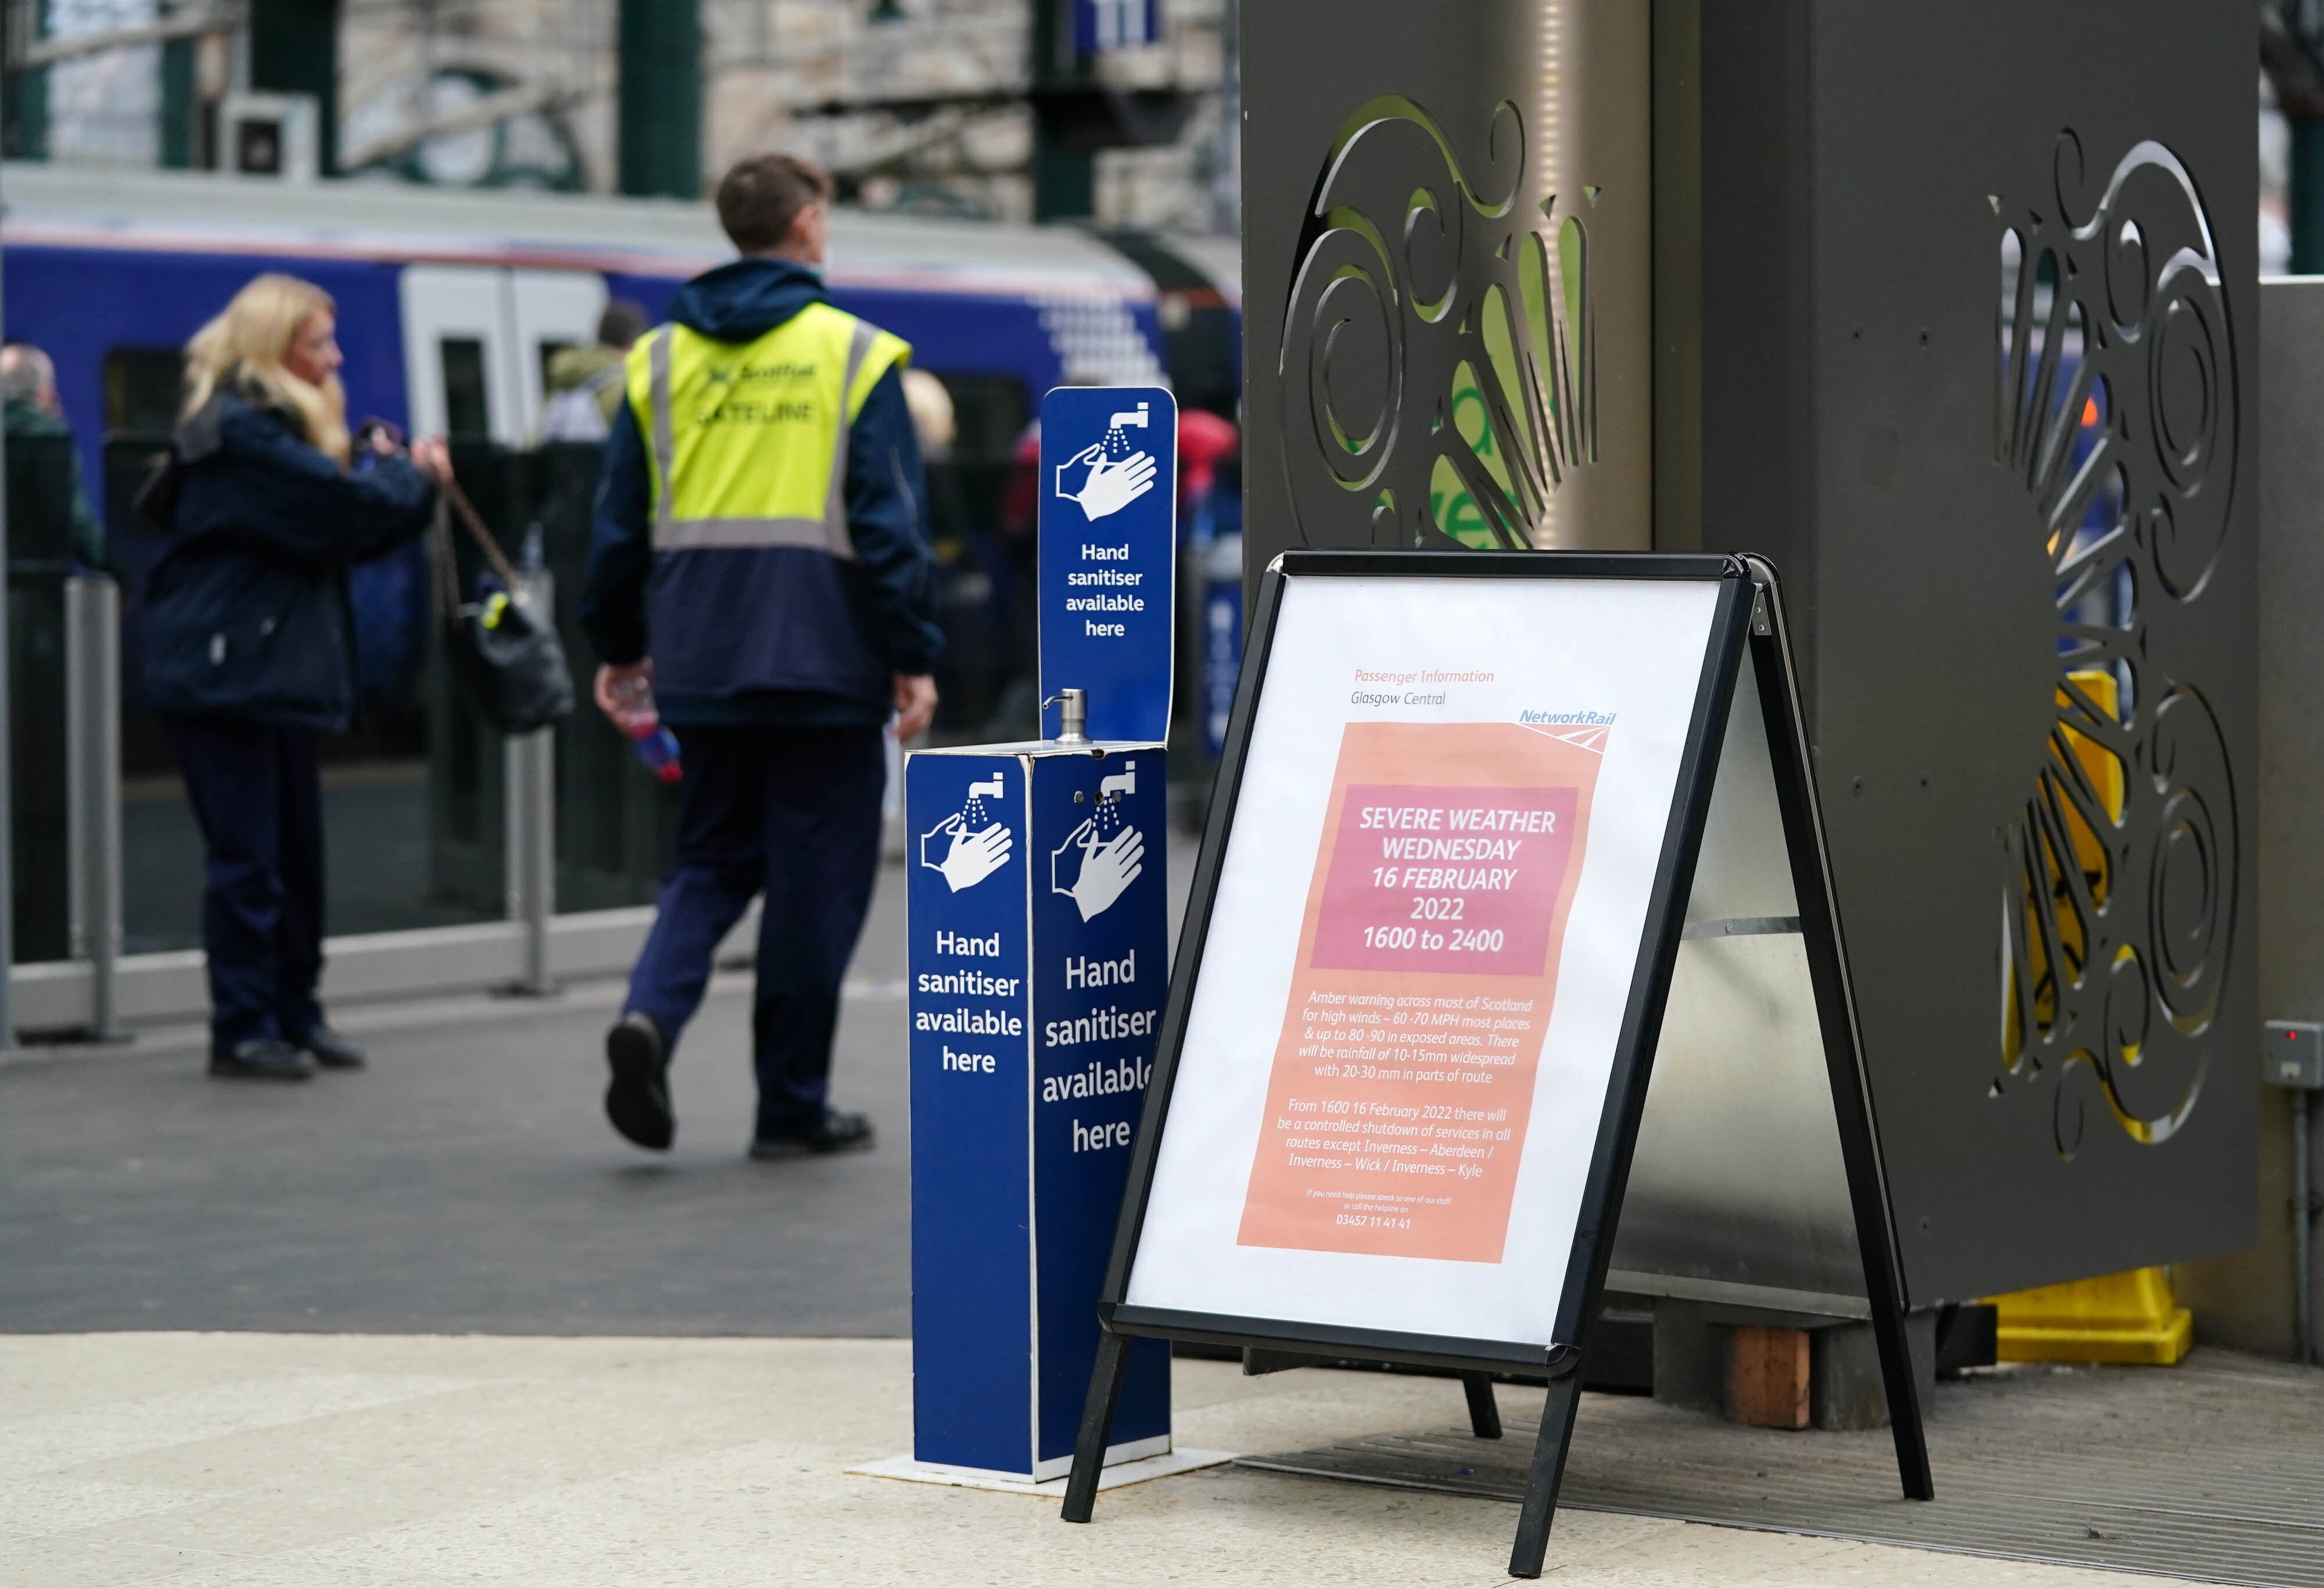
[141,273,452,1080]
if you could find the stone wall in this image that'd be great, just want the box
[338,0,1232,227]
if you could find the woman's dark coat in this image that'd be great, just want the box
[141,390,436,730]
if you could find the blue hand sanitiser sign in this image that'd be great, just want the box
[882,386,1210,1494]
[1039,386,1176,745]
[904,744,1171,1482]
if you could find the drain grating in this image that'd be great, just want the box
[1236,1350,2324,1586]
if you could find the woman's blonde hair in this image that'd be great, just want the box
[182,273,350,465]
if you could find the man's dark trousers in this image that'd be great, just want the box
[165,716,326,1053]
[625,722,887,1141]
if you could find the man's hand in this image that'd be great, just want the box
[892,673,937,741]
[594,659,654,732]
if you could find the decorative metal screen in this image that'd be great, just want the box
[1245,0,2258,1304]
[1993,134,2240,1162]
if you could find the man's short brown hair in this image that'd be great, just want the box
[716,154,833,255]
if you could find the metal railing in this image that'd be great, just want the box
[9,444,668,1039]
[63,574,122,1040]
[11,562,664,1035]
[502,567,558,998]
[5,437,1043,1041]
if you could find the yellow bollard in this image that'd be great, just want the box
[1988,1267,2193,1365]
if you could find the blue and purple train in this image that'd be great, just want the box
[0,161,1212,487]
[0,162,1237,729]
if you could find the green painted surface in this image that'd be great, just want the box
[250,0,339,174]
[619,0,702,199]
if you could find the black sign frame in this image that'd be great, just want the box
[1060,551,1931,1575]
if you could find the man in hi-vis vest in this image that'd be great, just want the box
[579,154,942,1159]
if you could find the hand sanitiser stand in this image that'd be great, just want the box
[853,386,1232,1494]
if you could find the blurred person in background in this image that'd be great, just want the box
[140,274,451,1080]
[900,367,956,458]
[579,152,941,1161]
[1,341,107,571]
[537,299,650,443]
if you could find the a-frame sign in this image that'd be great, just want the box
[1060,551,1931,1578]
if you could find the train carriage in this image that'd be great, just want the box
[0,164,1231,954]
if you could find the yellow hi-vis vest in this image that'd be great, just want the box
[625,302,910,556]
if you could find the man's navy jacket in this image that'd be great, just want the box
[576,256,944,728]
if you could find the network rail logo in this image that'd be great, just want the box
[1516,709,1613,727]
[1517,709,1614,754]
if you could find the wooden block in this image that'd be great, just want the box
[1726,1325,1810,1429]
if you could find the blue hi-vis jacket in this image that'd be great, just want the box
[576,256,944,727]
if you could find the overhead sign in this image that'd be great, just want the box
[1038,385,1176,744]
[1061,551,1931,1576]
[1077,0,1160,53]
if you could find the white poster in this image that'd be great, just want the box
[1124,573,1722,1348]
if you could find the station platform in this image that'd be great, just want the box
[1,855,2314,1586]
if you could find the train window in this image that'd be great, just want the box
[932,373,1030,456]
[103,349,186,434]
[439,337,491,441]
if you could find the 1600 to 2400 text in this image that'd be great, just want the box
[1359,923,1508,953]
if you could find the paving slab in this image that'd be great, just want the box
[0,1334,2206,1588]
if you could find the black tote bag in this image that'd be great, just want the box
[433,477,576,734]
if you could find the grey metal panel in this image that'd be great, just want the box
[2256,281,2324,1024]
[1614,647,1866,1309]
[2176,276,2324,1354]
[1679,0,2258,1302]
[2255,281,2324,1355]
[1239,0,1651,588]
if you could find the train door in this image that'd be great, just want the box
[400,265,519,444]
[508,268,608,437]
[399,264,606,444]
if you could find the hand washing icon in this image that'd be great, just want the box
[1051,762,1145,921]
[921,774,1013,893]
[1055,401,1160,522]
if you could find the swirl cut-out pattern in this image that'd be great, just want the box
[1993,134,2240,1158]
[1278,97,1597,549]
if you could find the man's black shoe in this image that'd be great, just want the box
[208,1039,315,1080]
[604,1012,673,1151]
[295,1026,367,1070]
[748,1111,875,1160]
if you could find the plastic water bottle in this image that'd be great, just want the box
[610,674,683,785]
[630,721,683,784]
